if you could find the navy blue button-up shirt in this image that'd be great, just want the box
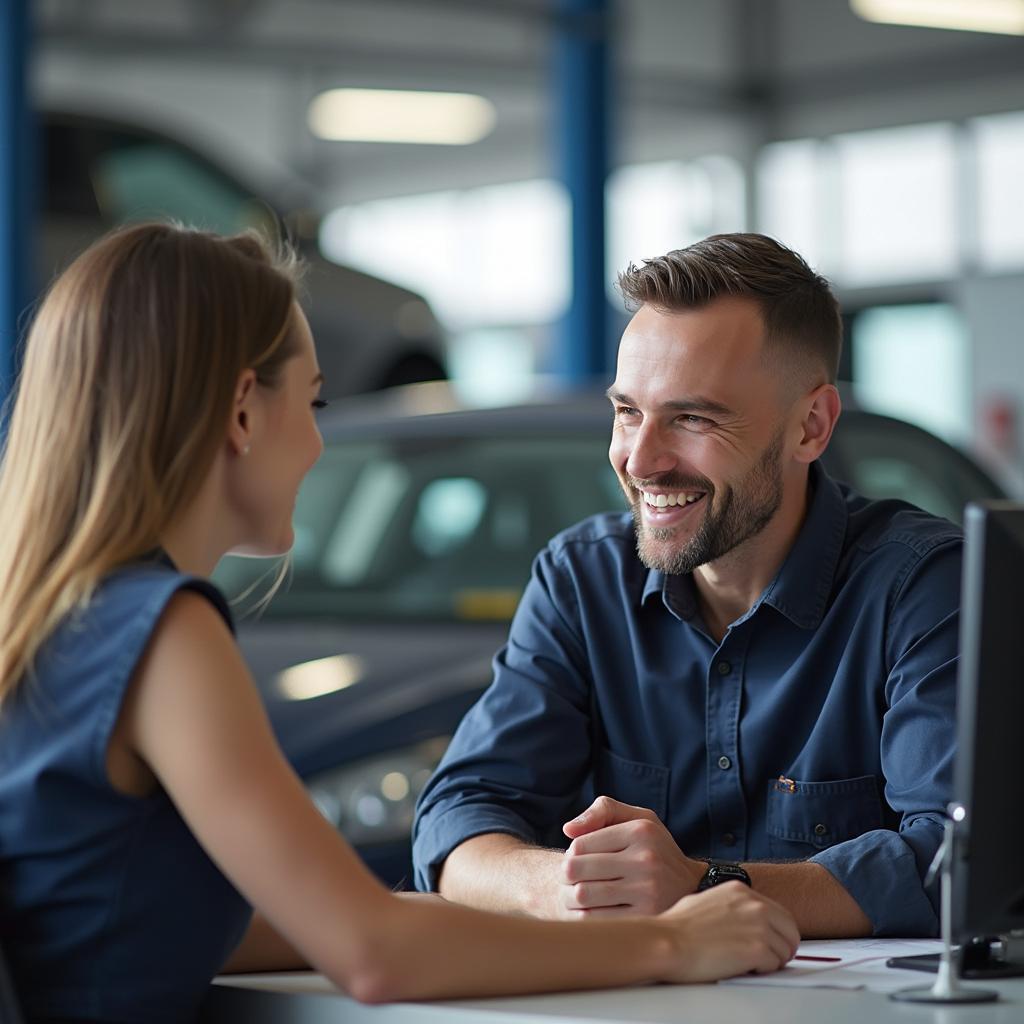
[412,463,962,936]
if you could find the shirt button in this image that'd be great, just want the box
[722,833,737,846]
[717,755,732,770]
[716,660,731,676]
[814,823,828,837]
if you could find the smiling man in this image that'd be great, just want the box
[412,234,961,938]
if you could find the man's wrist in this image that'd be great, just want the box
[696,860,752,891]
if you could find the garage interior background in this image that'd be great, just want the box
[9,0,1024,493]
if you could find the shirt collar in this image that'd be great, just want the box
[639,461,846,630]
[760,461,847,629]
[640,566,697,621]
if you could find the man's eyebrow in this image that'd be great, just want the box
[605,388,733,417]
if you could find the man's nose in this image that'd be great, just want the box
[624,420,676,480]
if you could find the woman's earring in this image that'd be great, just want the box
[243,444,251,456]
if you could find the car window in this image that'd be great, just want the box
[93,144,269,235]
[215,435,622,622]
[412,478,490,557]
[825,413,1002,524]
[320,459,412,585]
[43,117,275,236]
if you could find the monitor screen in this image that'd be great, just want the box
[953,500,1024,942]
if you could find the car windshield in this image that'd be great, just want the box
[215,434,624,622]
[45,117,278,237]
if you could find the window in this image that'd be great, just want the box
[757,139,831,275]
[411,478,488,558]
[93,144,267,235]
[319,181,569,331]
[756,123,963,286]
[973,110,1024,271]
[851,303,970,445]
[606,156,745,295]
[835,124,958,286]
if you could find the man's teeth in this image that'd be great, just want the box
[642,491,702,508]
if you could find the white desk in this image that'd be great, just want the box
[202,969,1024,1024]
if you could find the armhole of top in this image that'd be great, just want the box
[94,574,235,796]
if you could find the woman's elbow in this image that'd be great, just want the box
[324,924,411,1005]
[340,956,408,1005]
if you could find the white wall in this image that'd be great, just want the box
[958,273,1024,491]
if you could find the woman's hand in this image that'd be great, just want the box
[656,881,800,983]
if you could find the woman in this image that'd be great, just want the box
[0,223,798,1024]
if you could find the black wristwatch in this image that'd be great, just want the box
[697,860,751,891]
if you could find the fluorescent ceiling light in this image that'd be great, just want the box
[308,88,496,145]
[851,0,1024,34]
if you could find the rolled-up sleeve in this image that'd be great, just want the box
[811,540,961,936]
[412,543,594,891]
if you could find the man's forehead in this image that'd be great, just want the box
[622,297,765,346]
[613,299,774,410]
[620,301,762,363]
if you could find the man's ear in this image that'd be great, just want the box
[793,383,841,465]
[228,369,258,457]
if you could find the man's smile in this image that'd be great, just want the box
[641,489,705,508]
[637,488,707,525]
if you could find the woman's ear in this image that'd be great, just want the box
[228,369,258,457]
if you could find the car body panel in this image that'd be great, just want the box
[39,110,447,397]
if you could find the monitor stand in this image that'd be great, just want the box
[890,811,999,1003]
[890,936,1024,979]
[960,936,1024,978]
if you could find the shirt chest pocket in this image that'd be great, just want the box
[594,748,669,822]
[766,774,884,858]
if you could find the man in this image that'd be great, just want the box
[412,233,959,938]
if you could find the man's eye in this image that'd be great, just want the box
[680,414,713,430]
[614,405,639,418]
[312,399,329,410]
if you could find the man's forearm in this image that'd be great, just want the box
[744,861,872,938]
[438,833,565,917]
[438,832,875,935]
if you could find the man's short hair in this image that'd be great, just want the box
[617,233,842,386]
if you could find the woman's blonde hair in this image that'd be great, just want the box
[0,221,302,703]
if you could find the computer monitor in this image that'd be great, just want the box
[952,500,1024,954]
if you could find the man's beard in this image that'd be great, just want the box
[627,429,785,576]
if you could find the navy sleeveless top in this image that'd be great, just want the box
[0,558,252,1023]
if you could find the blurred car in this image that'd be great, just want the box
[38,109,447,397]
[211,383,1006,888]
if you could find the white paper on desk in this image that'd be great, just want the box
[721,938,945,992]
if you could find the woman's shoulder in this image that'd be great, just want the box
[97,555,235,637]
[27,558,236,718]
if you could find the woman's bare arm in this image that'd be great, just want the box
[221,894,446,973]
[220,913,306,973]
[124,592,799,1002]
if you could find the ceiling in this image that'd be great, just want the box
[33,0,1024,207]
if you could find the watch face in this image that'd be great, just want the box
[698,861,751,890]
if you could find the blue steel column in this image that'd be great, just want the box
[1,0,32,415]
[553,0,612,384]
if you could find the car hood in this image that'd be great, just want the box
[236,621,507,777]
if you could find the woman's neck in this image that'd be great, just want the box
[159,472,235,577]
